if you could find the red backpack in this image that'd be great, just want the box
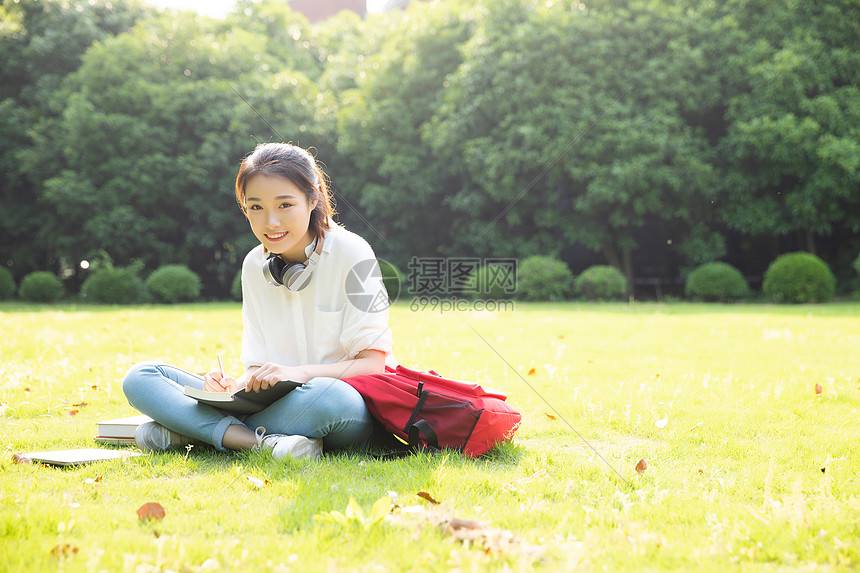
[343,365,521,457]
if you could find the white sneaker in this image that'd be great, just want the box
[135,421,194,452]
[254,426,322,460]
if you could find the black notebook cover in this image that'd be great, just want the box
[183,381,304,414]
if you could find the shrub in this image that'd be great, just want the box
[81,264,146,304]
[762,252,836,304]
[685,262,750,302]
[146,264,202,303]
[18,271,63,303]
[517,256,574,301]
[0,267,15,300]
[231,271,242,300]
[378,260,403,302]
[461,263,517,300]
[575,265,627,301]
[853,253,860,277]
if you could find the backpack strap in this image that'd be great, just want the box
[371,420,440,460]
[407,419,440,453]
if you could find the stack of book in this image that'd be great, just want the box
[94,414,152,446]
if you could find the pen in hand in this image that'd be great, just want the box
[216,354,233,392]
[217,355,251,393]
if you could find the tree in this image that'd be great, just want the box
[19,10,327,296]
[430,0,718,288]
[718,0,860,256]
[333,0,478,265]
[0,0,148,102]
[0,0,148,279]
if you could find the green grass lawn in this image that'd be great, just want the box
[1,301,859,571]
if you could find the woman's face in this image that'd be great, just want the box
[244,175,318,262]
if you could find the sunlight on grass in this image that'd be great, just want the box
[1,301,859,571]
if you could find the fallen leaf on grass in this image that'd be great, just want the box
[417,491,440,504]
[86,475,103,483]
[12,453,32,464]
[448,517,483,531]
[67,409,80,416]
[814,383,822,396]
[73,401,88,408]
[245,475,268,489]
[389,505,542,560]
[84,476,103,491]
[441,517,539,557]
[50,543,78,557]
[137,502,165,521]
[635,459,647,474]
[527,368,536,376]
[544,413,556,421]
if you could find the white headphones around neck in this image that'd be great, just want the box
[262,234,324,291]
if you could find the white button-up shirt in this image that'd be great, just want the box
[240,224,395,371]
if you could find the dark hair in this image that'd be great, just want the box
[235,143,333,237]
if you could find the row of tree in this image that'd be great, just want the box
[1,0,858,298]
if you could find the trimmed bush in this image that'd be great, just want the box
[685,262,750,302]
[378,260,403,302]
[463,263,516,300]
[517,256,574,301]
[575,265,627,301]
[146,264,202,303]
[19,271,63,303]
[762,252,836,304]
[81,264,146,304]
[0,267,15,300]
[231,270,242,301]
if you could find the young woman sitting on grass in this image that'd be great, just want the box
[122,143,394,460]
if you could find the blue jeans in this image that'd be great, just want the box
[122,361,373,452]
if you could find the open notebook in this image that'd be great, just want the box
[184,380,304,414]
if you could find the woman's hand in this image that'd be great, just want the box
[203,369,238,393]
[245,363,307,393]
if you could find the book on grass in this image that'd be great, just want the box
[95,414,153,439]
[183,380,304,414]
[93,436,138,446]
[21,448,144,466]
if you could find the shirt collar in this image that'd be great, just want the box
[304,236,318,259]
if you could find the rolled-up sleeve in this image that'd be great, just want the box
[340,290,393,360]
[337,246,394,361]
